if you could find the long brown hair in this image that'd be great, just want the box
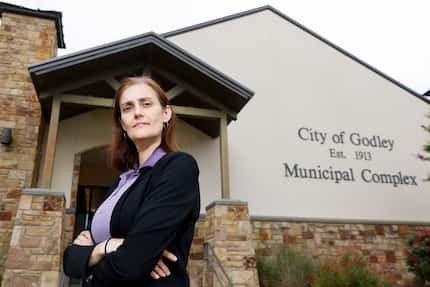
[109,76,178,172]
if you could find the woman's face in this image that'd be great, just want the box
[119,83,171,144]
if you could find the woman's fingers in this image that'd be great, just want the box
[157,259,170,276]
[162,250,177,262]
[154,264,166,277]
[150,271,160,279]
[73,230,93,246]
[150,258,171,279]
[148,250,175,278]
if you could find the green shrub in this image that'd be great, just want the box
[313,253,393,287]
[405,230,430,282]
[257,246,317,287]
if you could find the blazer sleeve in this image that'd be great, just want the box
[86,152,200,286]
[63,177,121,279]
[63,241,96,278]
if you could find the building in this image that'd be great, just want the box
[0,2,429,286]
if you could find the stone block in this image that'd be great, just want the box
[375,225,385,236]
[227,206,249,221]
[190,252,204,260]
[399,225,409,237]
[40,271,59,287]
[0,211,12,221]
[9,225,23,247]
[230,270,256,285]
[213,205,228,216]
[20,237,41,248]
[303,231,314,239]
[259,229,272,240]
[18,194,32,210]
[289,223,301,236]
[385,250,396,263]
[5,248,30,268]
[340,230,350,240]
[226,234,247,241]
[43,196,63,211]
[284,234,296,243]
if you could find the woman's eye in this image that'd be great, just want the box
[143,102,152,107]
[122,106,131,112]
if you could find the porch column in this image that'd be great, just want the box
[204,200,260,287]
[219,112,230,199]
[40,96,61,188]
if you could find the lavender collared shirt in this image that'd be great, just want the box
[91,146,167,243]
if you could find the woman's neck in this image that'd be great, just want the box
[135,137,162,167]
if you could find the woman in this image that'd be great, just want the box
[63,76,201,286]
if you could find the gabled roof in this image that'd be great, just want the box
[0,1,65,48]
[28,31,252,107]
[162,5,429,105]
[28,32,254,137]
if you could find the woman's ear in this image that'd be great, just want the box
[163,105,172,123]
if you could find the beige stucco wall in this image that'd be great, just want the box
[166,10,429,221]
[36,9,429,221]
[37,108,221,210]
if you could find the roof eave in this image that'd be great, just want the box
[28,32,254,102]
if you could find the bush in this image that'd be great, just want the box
[312,253,393,287]
[257,247,395,287]
[257,246,317,287]
[405,230,430,282]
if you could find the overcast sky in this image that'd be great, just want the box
[8,0,430,94]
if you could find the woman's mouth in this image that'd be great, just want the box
[133,123,149,128]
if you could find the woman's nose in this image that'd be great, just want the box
[134,105,144,118]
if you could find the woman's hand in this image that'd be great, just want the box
[150,250,177,279]
[88,238,125,268]
[73,230,93,246]
[84,236,178,278]
[105,238,124,253]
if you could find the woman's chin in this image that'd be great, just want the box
[130,133,159,142]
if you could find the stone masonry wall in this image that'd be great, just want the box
[0,12,57,275]
[251,219,429,286]
[188,200,262,287]
[204,201,260,287]
[186,218,428,286]
[187,218,206,287]
[2,192,65,287]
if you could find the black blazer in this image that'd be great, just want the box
[63,151,201,287]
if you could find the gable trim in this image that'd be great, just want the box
[162,5,429,105]
[28,32,253,102]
